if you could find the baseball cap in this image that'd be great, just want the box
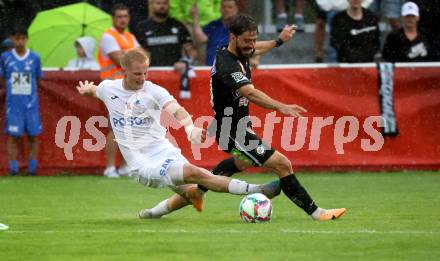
[401,2,419,17]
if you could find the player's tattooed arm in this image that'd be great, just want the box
[76,80,98,97]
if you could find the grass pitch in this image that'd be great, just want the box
[1,172,439,260]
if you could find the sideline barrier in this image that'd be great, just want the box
[0,64,439,175]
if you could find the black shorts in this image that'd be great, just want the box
[217,129,275,167]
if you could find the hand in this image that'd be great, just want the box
[189,126,207,144]
[279,24,297,43]
[174,61,186,74]
[190,4,199,22]
[76,80,96,96]
[277,104,307,117]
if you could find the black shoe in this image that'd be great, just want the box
[315,57,324,63]
[28,172,37,176]
[9,171,19,176]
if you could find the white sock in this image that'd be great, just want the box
[150,199,170,217]
[228,179,253,195]
[247,184,263,194]
[311,207,324,220]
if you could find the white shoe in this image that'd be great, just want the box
[139,209,162,219]
[117,165,131,177]
[103,166,120,178]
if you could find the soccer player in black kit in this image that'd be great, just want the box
[139,15,346,221]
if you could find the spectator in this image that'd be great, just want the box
[0,27,42,176]
[99,0,149,33]
[382,2,431,62]
[64,36,100,70]
[331,0,380,63]
[135,0,197,99]
[369,0,401,30]
[191,0,238,66]
[275,0,306,32]
[98,3,139,178]
[134,0,197,67]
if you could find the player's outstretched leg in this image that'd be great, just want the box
[183,163,274,196]
[139,193,190,219]
[197,157,281,199]
[264,151,347,221]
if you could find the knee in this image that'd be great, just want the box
[183,164,210,183]
[272,155,292,175]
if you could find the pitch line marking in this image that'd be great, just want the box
[3,229,439,235]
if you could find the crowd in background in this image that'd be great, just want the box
[0,0,440,65]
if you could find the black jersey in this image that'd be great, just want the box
[330,8,380,63]
[210,46,252,138]
[134,17,192,66]
[382,29,432,62]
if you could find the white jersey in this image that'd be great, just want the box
[96,79,177,170]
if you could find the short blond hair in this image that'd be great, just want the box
[120,48,149,70]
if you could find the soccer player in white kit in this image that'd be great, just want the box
[76,48,276,216]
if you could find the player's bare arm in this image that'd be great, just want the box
[254,24,297,56]
[239,84,306,117]
[163,100,206,144]
[190,4,208,44]
[76,80,98,98]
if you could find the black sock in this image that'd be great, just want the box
[198,158,239,192]
[280,174,318,215]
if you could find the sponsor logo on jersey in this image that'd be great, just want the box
[408,42,427,59]
[147,35,179,46]
[350,26,377,36]
[256,145,266,155]
[112,116,151,127]
[239,96,249,107]
[231,72,248,83]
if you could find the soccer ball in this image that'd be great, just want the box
[239,193,272,223]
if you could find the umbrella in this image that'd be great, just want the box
[28,2,111,68]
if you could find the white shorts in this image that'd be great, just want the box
[132,148,189,189]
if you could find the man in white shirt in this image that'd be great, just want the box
[76,48,278,217]
[98,4,141,178]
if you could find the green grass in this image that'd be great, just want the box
[1,172,439,260]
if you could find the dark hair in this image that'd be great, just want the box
[11,26,28,37]
[111,3,129,17]
[229,14,258,36]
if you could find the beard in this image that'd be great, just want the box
[154,11,168,19]
[235,39,254,58]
